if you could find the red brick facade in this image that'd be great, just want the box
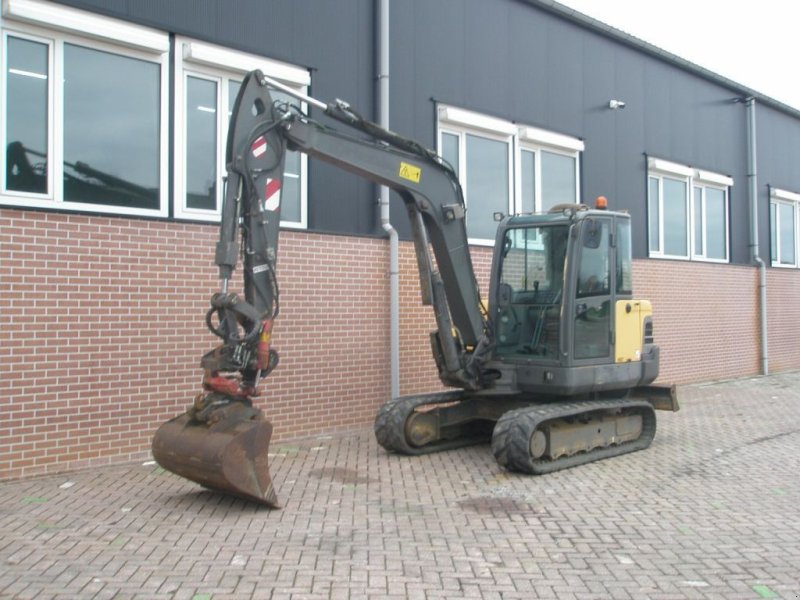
[1,208,795,479]
[765,269,800,373]
[632,260,762,384]
[0,209,393,479]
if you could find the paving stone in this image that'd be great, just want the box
[1,373,800,598]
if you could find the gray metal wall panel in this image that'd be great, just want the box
[389,0,780,262]
[757,104,800,263]
[48,0,800,262]
[51,0,379,236]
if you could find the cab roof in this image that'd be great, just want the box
[503,205,629,227]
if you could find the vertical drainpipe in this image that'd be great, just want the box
[378,0,400,399]
[746,97,769,375]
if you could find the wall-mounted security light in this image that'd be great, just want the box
[608,99,626,110]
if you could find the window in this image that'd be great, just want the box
[647,158,731,262]
[438,106,583,244]
[577,220,610,298]
[692,170,730,262]
[519,126,582,214]
[174,39,310,226]
[1,6,309,223]
[770,188,800,268]
[574,218,611,360]
[1,0,169,216]
[616,219,633,295]
[495,224,569,359]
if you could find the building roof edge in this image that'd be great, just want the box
[523,0,800,119]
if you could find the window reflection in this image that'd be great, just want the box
[5,36,48,194]
[187,76,217,210]
[705,188,726,260]
[577,220,609,297]
[495,225,567,359]
[441,132,459,177]
[574,219,611,359]
[663,177,687,256]
[466,134,508,240]
[779,203,796,265]
[520,150,535,214]
[693,186,703,253]
[541,151,575,211]
[616,220,633,295]
[648,177,660,253]
[63,44,160,209]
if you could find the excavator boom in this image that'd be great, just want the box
[153,70,489,506]
[152,72,292,507]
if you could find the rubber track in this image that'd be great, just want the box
[491,398,657,474]
[373,391,482,455]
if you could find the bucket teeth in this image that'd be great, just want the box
[152,403,279,508]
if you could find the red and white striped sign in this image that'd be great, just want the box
[251,136,267,158]
[264,178,281,212]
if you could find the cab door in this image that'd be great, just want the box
[572,217,613,361]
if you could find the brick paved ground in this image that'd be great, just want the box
[1,373,799,600]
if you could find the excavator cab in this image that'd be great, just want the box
[489,207,659,396]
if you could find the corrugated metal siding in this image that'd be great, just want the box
[50,0,380,236]
[389,0,757,260]
[47,0,800,263]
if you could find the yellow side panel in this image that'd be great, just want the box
[615,299,652,363]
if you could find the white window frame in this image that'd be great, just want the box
[517,125,583,215]
[174,38,310,227]
[437,105,583,245]
[770,187,800,268]
[692,171,730,263]
[0,0,170,217]
[647,157,732,263]
[438,106,515,245]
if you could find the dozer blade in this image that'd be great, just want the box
[151,406,279,508]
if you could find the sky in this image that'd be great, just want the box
[556,0,800,111]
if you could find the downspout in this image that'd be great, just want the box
[746,97,769,375]
[378,0,400,398]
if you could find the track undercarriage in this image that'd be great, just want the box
[374,387,676,474]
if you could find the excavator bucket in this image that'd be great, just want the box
[151,403,279,508]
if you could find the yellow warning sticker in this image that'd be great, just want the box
[399,162,421,183]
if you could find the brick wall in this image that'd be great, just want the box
[396,244,493,395]
[0,208,794,479]
[0,209,391,479]
[765,269,800,373]
[1,210,212,478]
[633,259,761,384]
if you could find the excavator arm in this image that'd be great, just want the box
[153,70,491,506]
[225,70,491,387]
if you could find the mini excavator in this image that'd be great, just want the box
[152,70,678,507]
